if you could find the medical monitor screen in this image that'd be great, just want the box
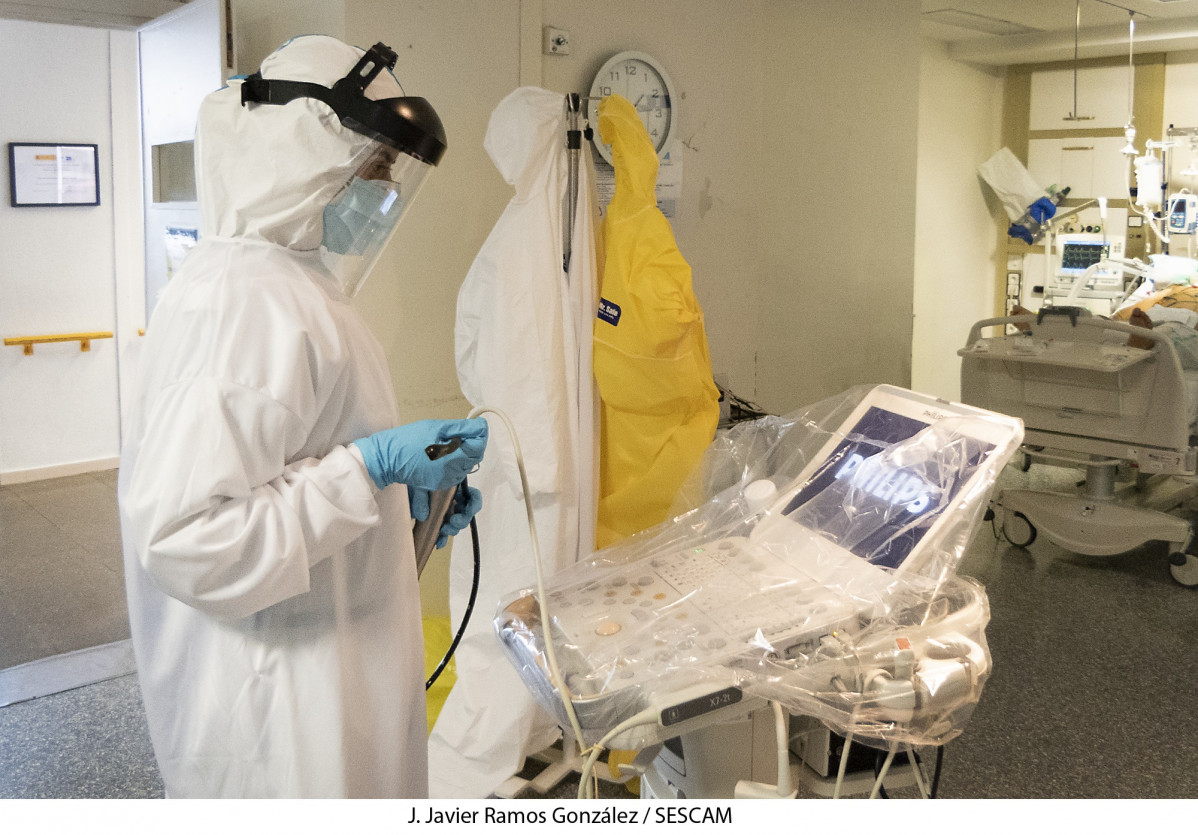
[1060,241,1108,273]
[780,407,994,569]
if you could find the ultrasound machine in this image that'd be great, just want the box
[497,385,1022,798]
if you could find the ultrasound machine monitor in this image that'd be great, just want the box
[746,386,1015,597]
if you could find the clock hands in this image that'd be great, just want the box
[632,93,665,113]
[589,53,675,165]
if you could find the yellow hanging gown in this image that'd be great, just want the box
[593,95,720,548]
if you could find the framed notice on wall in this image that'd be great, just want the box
[8,142,100,207]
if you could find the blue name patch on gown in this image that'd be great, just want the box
[597,298,622,326]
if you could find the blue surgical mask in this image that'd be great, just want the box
[321,177,401,255]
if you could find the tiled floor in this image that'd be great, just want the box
[2,464,1198,799]
[0,470,130,670]
[0,673,163,799]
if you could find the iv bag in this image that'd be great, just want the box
[1135,154,1163,208]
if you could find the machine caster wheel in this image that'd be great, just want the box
[1002,511,1037,548]
[1169,552,1198,587]
[1015,447,1042,473]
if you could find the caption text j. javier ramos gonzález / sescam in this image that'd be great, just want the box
[407,804,734,825]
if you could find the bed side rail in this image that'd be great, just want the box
[964,308,1177,351]
[960,309,1191,455]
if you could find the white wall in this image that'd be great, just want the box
[342,2,526,617]
[0,20,127,481]
[912,40,1005,402]
[337,0,923,613]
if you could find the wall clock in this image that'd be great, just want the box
[588,51,677,165]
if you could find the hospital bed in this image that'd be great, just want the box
[497,385,1022,798]
[959,307,1198,586]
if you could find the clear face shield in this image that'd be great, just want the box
[239,41,446,297]
[320,141,433,297]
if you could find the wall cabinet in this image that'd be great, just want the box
[1029,65,1132,130]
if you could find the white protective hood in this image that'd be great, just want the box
[119,36,427,798]
[196,36,402,250]
[427,86,600,798]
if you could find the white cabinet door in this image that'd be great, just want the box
[1027,136,1130,200]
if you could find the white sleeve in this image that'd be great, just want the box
[123,377,381,621]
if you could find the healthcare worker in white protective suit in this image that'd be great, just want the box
[428,86,601,798]
[118,35,487,798]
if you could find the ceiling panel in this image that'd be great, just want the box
[922,0,1198,43]
[0,0,187,29]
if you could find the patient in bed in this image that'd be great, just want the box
[1111,283,1198,323]
[1010,300,1198,368]
[1113,283,1198,363]
[1123,306,1198,367]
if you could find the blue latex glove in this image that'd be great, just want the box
[1007,222,1034,245]
[1028,196,1057,224]
[352,417,488,492]
[435,484,483,549]
[408,485,434,523]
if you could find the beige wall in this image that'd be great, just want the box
[339,0,923,422]
[912,40,1005,402]
[0,6,934,473]
[345,1,523,421]
[536,0,769,409]
[336,0,924,613]
[1165,50,1198,151]
[755,1,921,411]
[232,0,344,73]
[343,3,525,617]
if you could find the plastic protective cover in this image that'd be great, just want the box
[496,385,1022,751]
[977,147,1047,222]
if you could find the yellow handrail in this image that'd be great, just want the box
[4,331,114,356]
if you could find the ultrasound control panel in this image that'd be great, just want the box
[542,537,861,698]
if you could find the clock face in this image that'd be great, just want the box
[590,52,676,163]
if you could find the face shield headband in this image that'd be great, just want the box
[239,42,447,165]
[240,42,446,297]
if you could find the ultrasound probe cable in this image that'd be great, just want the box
[461,406,590,753]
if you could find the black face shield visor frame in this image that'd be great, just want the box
[239,41,447,166]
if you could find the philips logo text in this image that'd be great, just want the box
[834,453,934,514]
